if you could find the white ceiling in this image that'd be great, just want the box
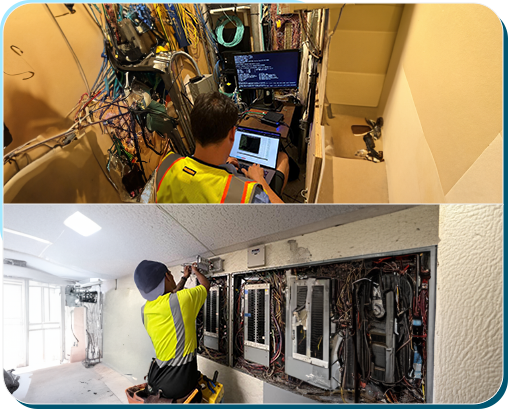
[3,205,412,281]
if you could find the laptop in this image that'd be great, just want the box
[229,126,281,183]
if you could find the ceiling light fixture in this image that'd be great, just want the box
[64,212,102,237]
[4,228,52,244]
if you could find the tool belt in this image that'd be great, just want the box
[129,358,201,404]
[125,382,200,404]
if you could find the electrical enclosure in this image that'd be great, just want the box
[205,248,435,404]
[203,286,220,350]
[244,283,270,366]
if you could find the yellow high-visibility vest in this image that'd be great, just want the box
[142,286,207,366]
[155,152,262,203]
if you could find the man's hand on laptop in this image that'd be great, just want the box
[242,164,265,184]
[226,157,239,169]
[242,164,284,203]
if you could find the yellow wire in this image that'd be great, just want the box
[340,387,346,404]
[178,4,199,46]
[153,4,177,51]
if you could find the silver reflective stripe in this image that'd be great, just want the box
[156,350,197,368]
[156,153,182,190]
[141,304,145,326]
[223,176,245,203]
[224,175,261,203]
[169,293,186,359]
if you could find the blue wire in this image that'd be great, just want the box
[88,5,101,27]
[213,60,221,84]
[194,4,219,53]
[90,50,108,92]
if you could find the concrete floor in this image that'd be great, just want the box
[13,362,133,404]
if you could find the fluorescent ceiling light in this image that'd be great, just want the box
[4,228,52,244]
[64,212,101,237]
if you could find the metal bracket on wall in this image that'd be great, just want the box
[184,255,225,276]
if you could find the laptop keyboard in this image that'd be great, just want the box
[239,163,269,178]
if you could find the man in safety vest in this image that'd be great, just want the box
[155,92,289,203]
[135,260,210,402]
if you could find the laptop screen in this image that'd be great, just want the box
[230,127,280,169]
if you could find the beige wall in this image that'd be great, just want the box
[3,4,104,152]
[326,4,403,107]
[378,4,503,203]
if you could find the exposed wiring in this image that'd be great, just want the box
[215,14,244,47]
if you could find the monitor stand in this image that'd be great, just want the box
[250,89,283,112]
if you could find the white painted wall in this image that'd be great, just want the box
[435,205,503,403]
[101,205,503,403]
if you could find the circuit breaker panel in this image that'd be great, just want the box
[203,286,220,350]
[226,251,433,403]
[197,275,229,366]
[285,277,340,390]
[244,283,270,366]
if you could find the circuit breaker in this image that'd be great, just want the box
[203,286,220,350]
[285,276,340,390]
[244,283,270,366]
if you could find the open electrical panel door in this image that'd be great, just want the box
[202,249,434,403]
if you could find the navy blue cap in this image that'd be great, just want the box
[134,260,168,301]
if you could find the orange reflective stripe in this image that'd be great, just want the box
[241,181,256,203]
[220,175,232,203]
[157,157,185,192]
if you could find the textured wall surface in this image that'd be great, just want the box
[3,204,406,279]
[167,206,440,274]
[435,205,503,403]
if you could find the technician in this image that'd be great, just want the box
[134,261,210,402]
[155,92,289,203]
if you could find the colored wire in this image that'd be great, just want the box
[215,14,244,47]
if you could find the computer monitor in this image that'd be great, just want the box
[233,49,300,90]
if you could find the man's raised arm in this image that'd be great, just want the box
[172,266,191,293]
[192,264,210,291]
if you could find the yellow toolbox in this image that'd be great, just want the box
[199,372,224,403]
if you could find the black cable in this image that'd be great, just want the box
[129,114,147,183]
[133,112,164,155]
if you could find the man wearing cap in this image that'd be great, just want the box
[134,260,210,402]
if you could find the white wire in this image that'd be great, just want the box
[45,5,91,95]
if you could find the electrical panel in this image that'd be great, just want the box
[220,251,433,403]
[285,277,340,390]
[244,283,270,366]
[65,285,98,306]
[203,286,220,350]
[64,284,102,368]
[197,275,229,366]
